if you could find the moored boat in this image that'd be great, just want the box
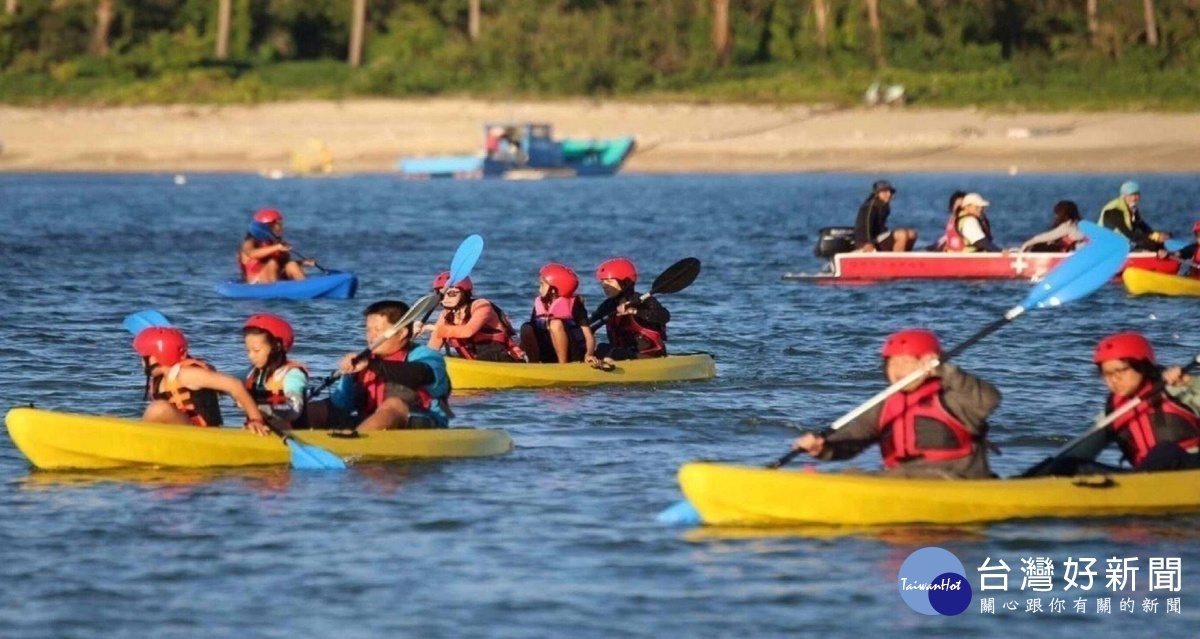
[1122,267,1200,297]
[215,270,358,300]
[784,251,1177,282]
[446,353,716,390]
[5,408,512,470]
[678,462,1200,526]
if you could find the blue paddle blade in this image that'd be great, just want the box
[1164,238,1187,252]
[448,234,484,286]
[286,439,347,470]
[656,499,703,526]
[248,220,277,243]
[122,310,172,335]
[1019,221,1129,311]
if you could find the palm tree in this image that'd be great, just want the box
[712,0,730,66]
[91,0,114,56]
[813,0,829,52]
[469,0,480,42]
[1143,0,1158,47]
[866,0,885,67]
[215,0,231,60]
[348,0,366,67]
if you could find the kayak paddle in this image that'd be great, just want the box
[589,257,701,331]
[1164,238,1188,253]
[1019,353,1200,478]
[307,292,443,400]
[423,234,486,325]
[658,222,1129,526]
[121,310,346,470]
[248,220,330,274]
[123,309,172,335]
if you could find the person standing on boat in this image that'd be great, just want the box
[1098,181,1169,252]
[306,300,452,430]
[589,258,670,362]
[942,192,1004,253]
[239,208,315,283]
[853,180,916,252]
[789,329,999,479]
[242,314,310,429]
[519,263,602,367]
[1019,200,1086,253]
[427,272,527,363]
[133,326,269,434]
[1045,333,1200,475]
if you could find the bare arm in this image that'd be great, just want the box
[177,366,267,429]
[435,301,497,339]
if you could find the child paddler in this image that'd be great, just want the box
[589,258,670,361]
[790,329,999,479]
[242,314,310,429]
[518,263,601,366]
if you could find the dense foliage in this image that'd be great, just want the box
[1,0,1198,108]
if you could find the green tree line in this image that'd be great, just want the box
[1,0,1198,107]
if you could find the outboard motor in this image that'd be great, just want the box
[814,227,855,258]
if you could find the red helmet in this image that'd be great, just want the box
[539,263,579,297]
[133,327,189,367]
[880,329,941,359]
[1094,332,1155,364]
[596,258,638,284]
[253,208,283,225]
[433,271,473,293]
[244,313,294,351]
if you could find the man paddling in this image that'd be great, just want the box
[790,329,1000,479]
[1098,181,1169,252]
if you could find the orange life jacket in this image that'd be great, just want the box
[149,358,223,427]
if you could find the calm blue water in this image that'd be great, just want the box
[2,172,1200,637]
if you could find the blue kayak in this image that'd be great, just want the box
[215,270,358,300]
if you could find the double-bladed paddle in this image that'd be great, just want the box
[657,222,1129,526]
[1019,353,1200,478]
[588,257,701,331]
[121,310,347,470]
[248,220,330,274]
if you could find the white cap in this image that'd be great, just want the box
[962,193,990,208]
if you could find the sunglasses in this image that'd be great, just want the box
[444,289,463,297]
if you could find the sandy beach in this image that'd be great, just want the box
[1,99,1198,174]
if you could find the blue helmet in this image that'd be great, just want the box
[1120,181,1141,196]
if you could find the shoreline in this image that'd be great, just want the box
[2,99,1198,174]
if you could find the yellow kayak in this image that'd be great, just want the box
[678,462,1200,526]
[1122,267,1200,297]
[446,353,716,389]
[5,407,513,471]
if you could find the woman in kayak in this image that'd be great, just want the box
[589,258,670,362]
[789,329,999,479]
[243,314,310,429]
[427,271,527,362]
[239,208,315,283]
[1019,200,1085,253]
[306,300,452,430]
[519,263,602,367]
[133,326,269,434]
[1049,332,1200,474]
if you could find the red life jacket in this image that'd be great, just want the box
[443,299,525,361]
[149,358,223,427]
[244,362,310,407]
[532,296,585,347]
[357,350,432,415]
[942,212,994,253]
[1107,382,1200,466]
[874,380,976,467]
[604,313,666,357]
[239,237,289,280]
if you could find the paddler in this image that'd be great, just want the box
[1160,220,1200,277]
[242,314,310,429]
[518,263,602,367]
[1098,181,1169,252]
[305,300,452,430]
[133,326,269,434]
[238,208,316,283]
[426,271,527,362]
[1046,333,1200,475]
[852,180,917,252]
[790,329,1000,479]
[588,258,670,361]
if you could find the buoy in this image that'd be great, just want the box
[173,174,187,186]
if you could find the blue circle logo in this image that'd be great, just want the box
[897,547,972,616]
